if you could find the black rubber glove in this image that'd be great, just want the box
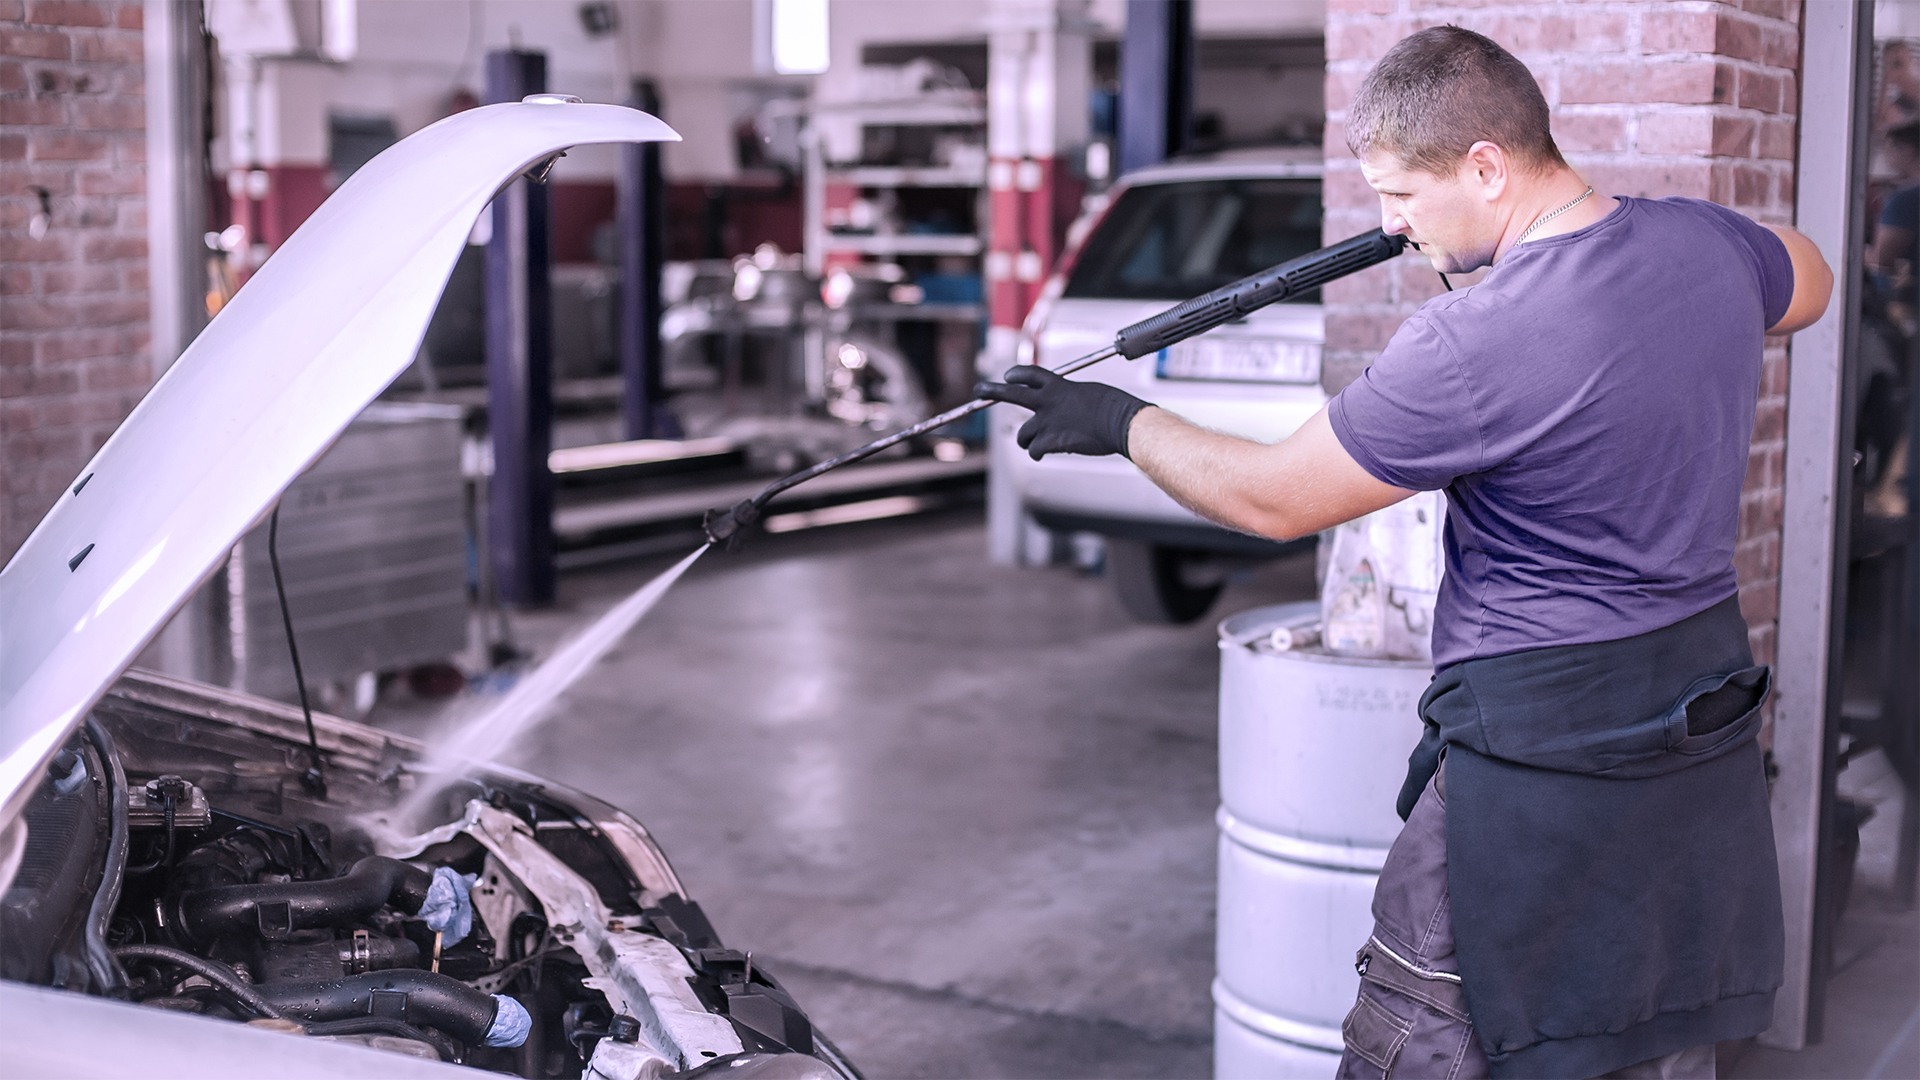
[974,366,1150,460]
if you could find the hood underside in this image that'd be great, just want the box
[0,100,679,841]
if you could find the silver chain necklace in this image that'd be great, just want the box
[1518,186,1594,243]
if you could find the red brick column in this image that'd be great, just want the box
[0,0,150,562]
[1323,0,1802,666]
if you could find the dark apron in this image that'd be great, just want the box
[1398,595,1785,1079]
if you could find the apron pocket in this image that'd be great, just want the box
[1666,665,1769,755]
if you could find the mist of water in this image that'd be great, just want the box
[391,543,710,825]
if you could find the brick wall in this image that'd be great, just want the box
[0,0,150,562]
[1323,0,1802,666]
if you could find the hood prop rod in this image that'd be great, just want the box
[702,228,1409,548]
[269,506,327,798]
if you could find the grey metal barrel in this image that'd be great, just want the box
[1212,603,1429,1078]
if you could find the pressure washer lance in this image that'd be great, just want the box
[701,228,1410,548]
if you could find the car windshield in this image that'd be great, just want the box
[1063,178,1324,302]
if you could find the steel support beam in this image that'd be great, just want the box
[1117,0,1193,176]
[1767,1,1872,1050]
[143,0,207,379]
[143,0,225,683]
[619,80,669,441]
[484,50,556,606]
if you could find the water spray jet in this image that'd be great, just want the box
[390,543,711,827]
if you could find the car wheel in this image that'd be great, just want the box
[1107,539,1224,624]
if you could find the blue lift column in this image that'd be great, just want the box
[484,49,556,606]
[1118,0,1194,175]
[619,79,671,440]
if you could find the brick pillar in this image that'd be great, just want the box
[0,0,152,563]
[1323,0,1803,667]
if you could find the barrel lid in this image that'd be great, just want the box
[1217,602,1318,645]
[1217,601,1429,669]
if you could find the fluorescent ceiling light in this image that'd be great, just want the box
[321,0,356,62]
[772,0,829,75]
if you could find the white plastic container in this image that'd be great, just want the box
[1214,602,1430,1079]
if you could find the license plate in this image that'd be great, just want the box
[1156,337,1321,384]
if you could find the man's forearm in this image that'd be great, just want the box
[1126,405,1413,540]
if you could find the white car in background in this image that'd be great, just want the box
[0,100,853,1079]
[1002,149,1326,623]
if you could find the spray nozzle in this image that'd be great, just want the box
[701,498,762,550]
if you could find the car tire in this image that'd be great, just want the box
[1107,539,1224,625]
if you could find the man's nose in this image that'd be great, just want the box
[1382,210,1411,237]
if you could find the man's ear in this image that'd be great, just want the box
[1463,140,1508,203]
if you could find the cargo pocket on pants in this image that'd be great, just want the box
[1338,937,1483,1080]
[1342,990,1413,1076]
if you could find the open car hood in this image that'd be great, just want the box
[0,99,679,845]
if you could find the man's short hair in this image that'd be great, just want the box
[1347,26,1566,177]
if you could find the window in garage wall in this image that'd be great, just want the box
[327,113,397,184]
[1090,35,1326,152]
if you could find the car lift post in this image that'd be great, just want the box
[484,48,557,607]
[620,79,671,442]
[1117,0,1195,176]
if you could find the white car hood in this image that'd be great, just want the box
[0,100,678,840]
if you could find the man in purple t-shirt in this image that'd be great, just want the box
[980,26,1831,1080]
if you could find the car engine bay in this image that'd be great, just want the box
[0,673,847,1078]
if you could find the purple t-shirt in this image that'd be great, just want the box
[1329,196,1794,669]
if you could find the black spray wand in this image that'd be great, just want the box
[702,228,1408,547]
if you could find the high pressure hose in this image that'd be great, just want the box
[82,716,130,995]
[702,228,1409,547]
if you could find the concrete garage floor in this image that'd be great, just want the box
[367,510,1919,1079]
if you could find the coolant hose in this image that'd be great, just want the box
[173,855,433,942]
[254,969,528,1048]
[115,943,282,1019]
[83,717,130,994]
[304,1018,458,1061]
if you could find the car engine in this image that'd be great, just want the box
[0,675,849,1078]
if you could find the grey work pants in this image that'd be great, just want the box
[1333,763,1718,1080]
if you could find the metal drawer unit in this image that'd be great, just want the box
[232,402,469,699]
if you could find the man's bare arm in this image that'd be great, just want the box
[1125,405,1414,541]
[1764,225,1835,336]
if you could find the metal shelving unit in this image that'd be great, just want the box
[802,93,990,289]
[800,92,991,420]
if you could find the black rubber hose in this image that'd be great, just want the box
[115,943,282,1019]
[173,855,433,942]
[254,969,500,1047]
[82,717,130,994]
[304,1017,458,1062]
[124,800,175,875]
